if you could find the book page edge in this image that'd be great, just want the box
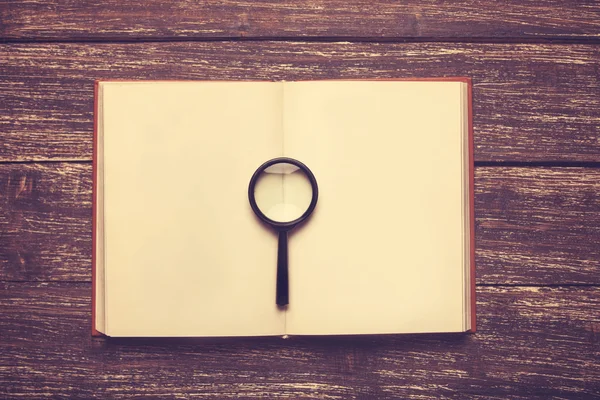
[92,80,106,337]
[466,78,477,333]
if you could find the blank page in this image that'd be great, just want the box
[101,81,285,336]
[283,81,466,335]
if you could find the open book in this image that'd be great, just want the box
[93,79,475,337]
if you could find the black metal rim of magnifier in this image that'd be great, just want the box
[248,157,319,231]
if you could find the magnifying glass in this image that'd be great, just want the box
[248,157,319,307]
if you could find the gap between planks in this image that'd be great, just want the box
[2,36,600,45]
[2,281,600,287]
[1,160,600,168]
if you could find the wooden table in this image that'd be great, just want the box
[1,2,599,398]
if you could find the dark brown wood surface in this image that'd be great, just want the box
[2,0,600,40]
[2,283,599,399]
[2,164,599,285]
[1,2,599,399]
[1,43,599,162]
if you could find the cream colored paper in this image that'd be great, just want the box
[283,81,467,334]
[99,81,285,336]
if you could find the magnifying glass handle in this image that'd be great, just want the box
[276,230,289,306]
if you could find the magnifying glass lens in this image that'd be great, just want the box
[253,162,313,223]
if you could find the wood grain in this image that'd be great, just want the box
[476,167,600,285]
[1,163,598,284]
[1,283,599,399]
[0,163,91,281]
[1,43,599,163]
[1,1,600,40]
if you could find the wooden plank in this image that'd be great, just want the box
[0,163,91,281]
[1,283,599,398]
[1,163,598,284]
[1,43,599,163]
[1,1,599,40]
[476,167,600,285]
